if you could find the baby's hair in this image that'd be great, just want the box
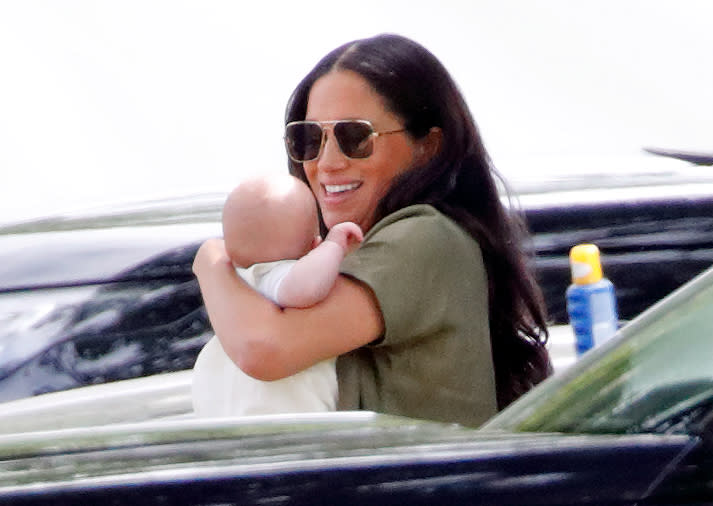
[222,175,319,267]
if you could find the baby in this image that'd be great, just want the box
[192,174,363,417]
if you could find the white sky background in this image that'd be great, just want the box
[1,1,712,223]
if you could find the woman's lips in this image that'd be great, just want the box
[324,182,361,195]
[319,181,364,225]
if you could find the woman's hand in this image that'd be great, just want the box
[192,238,232,277]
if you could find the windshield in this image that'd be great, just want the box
[483,266,713,436]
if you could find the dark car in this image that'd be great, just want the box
[0,260,711,504]
[0,197,221,401]
[1,156,713,401]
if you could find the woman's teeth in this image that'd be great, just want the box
[325,183,360,194]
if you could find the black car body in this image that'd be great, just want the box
[1,157,712,401]
[0,259,711,504]
[0,415,704,505]
[518,157,713,323]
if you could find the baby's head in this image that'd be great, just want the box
[222,175,320,267]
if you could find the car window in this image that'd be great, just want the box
[483,266,713,436]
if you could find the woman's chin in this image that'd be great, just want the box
[324,216,345,230]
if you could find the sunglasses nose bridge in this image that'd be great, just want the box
[316,125,352,168]
[319,124,342,159]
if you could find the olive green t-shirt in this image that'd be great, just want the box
[337,204,497,427]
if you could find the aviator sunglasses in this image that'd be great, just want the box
[284,120,406,163]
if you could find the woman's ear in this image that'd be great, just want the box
[416,127,443,165]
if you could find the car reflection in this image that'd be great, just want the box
[0,244,211,402]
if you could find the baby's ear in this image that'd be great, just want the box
[311,235,323,250]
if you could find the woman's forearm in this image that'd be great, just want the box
[193,239,286,378]
[193,239,382,381]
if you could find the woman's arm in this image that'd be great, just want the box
[193,238,382,381]
[277,222,363,308]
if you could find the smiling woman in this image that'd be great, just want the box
[193,34,552,427]
[299,70,430,231]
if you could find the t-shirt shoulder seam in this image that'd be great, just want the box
[368,205,476,250]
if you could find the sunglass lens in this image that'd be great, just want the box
[335,121,374,158]
[286,123,323,161]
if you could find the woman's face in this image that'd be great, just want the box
[303,70,420,232]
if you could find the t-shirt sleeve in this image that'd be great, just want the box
[339,205,486,348]
[243,260,296,304]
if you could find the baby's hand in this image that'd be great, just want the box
[325,222,364,255]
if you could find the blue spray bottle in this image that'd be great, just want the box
[566,243,618,355]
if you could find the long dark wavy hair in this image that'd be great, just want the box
[285,33,552,409]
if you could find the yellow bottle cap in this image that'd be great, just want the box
[569,243,603,285]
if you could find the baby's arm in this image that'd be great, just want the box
[276,222,363,308]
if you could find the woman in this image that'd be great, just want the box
[193,34,551,427]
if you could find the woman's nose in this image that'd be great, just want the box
[317,131,348,171]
